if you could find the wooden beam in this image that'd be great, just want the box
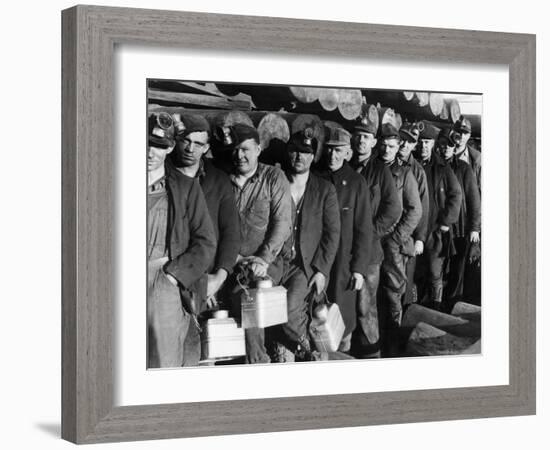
[147,88,252,110]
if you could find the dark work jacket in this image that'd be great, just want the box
[446,157,481,237]
[286,172,341,280]
[386,159,423,257]
[456,144,482,193]
[163,170,217,311]
[318,163,373,336]
[169,158,241,275]
[353,157,401,264]
[401,153,430,243]
[418,153,463,256]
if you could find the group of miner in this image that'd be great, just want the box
[147,108,481,367]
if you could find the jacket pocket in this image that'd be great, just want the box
[247,197,269,231]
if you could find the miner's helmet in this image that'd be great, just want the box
[288,127,316,154]
[148,112,175,149]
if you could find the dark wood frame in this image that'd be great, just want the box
[62,5,536,444]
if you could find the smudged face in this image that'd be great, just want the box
[232,138,261,176]
[455,130,471,148]
[173,131,210,167]
[420,138,435,160]
[380,137,401,163]
[398,139,417,160]
[352,131,377,159]
[438,138,456,161]
[288,150,314,174]
[148,144,173,172]
[326,145,349,171]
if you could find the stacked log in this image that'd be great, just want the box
[290,86,325,104]
[362,103,379,131]
[403,303,482,357]
[402,304,480,338]
[337,89,363,120]
[450,301,481,323]
[378,106,399,129]
[254,113,290,167]
[147,87,253,110]
[247,111,325,162]
[415,92,430,107]
[290,114,325,162]
[429,93,445,117]
[446,99,462,123]
[406,322,479,356]
[318,89,340,112]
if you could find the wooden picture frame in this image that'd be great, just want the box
[61,5,536,444]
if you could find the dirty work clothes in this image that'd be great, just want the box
[317,163,373,340]
[147,174,216,368]
[227,163,291,364]
[456,144,482,193]
[379,160,421,334]
[148,178,169,260]
[443,157,481,302]
[415,248,446,305]
[284,173,341,281]
[163,170,217,305]
[278,263,310,351]
[384,160,422,255]
[351,263,381,358]
[445,157,481,237]
[416,153,462,304]
[352,156,401,265]
[147,178,189,368]
[380,236,410,327]
[167,158,241,275]
[148,259,191,368]
[399,154,429,306]
[400,153,430,244]
[229,163,292,264]
[271,172,341,355]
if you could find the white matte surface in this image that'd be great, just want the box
[2,1,546,449]
[114,45,509,406]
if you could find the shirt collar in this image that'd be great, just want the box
[196,158,206,180]
[148,175,166,193]
[230,163,264,186]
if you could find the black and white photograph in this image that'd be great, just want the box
[147,80,482,368]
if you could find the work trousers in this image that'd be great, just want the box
[415,252,446,305]
[148,260,192,368]
[351,263,381,358]
[380,237,410,327]
[403,256,418,306]
[444,236,469,302]
[278,263,310,351]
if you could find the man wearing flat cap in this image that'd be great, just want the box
[451,115,481,192]
[414,122,462,308]
[350,119,401,358]
[397,122,430,306]
[318,126,373,353]
[377,123,422,355]
[147,112,216,368]
[167,112,241,363]
[226,123,292,364]
[437,127,481,304]
[270,128,341,362]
